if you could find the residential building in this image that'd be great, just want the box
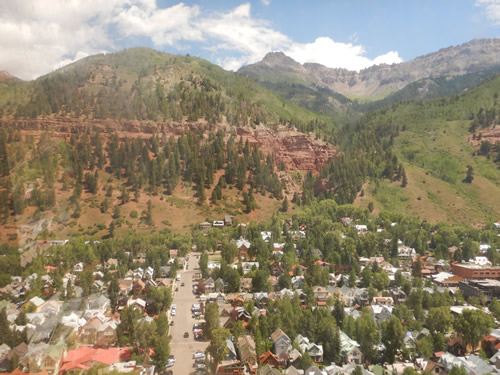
[271,328,291,357]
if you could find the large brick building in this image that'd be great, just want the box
[451,263,500,280]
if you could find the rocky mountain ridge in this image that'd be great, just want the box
[239,38,500,98]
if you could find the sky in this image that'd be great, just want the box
[0,0,499,80]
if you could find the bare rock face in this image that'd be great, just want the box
[7,117,336,173]
[236,125,336,172]
[240,38,500,98]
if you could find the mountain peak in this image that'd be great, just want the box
[0,71,23,84]
[261,51,301,67]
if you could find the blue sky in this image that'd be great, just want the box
[0,0,499,80]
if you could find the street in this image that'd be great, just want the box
[169,254,208,375]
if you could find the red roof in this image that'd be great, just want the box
[60,347,131,373]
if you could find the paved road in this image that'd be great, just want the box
[169,254,208,375]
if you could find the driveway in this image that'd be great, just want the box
[169,254,208,375]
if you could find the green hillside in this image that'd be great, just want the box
[355,74,500,225]
[0,48,334,139]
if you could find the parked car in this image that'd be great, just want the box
[193,352,205,359]
[170,320,174,326]
[184,332,189,338]
[181,282,185,286]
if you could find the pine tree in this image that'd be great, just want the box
[281,196,289,212]
[145,200,153,226]
[464,165,474,183]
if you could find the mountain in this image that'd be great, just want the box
[0,71,23,86]
[352,73,500,225]
[238,39,500,115]
[0,48,337,244]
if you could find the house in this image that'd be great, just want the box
[225,215,234,226]
[295,335,323,362]
[355,225,368,234]
[340,331,363,365]
[303,343,323,363]
[494,222,500,230]
[258,364,281,375]
[241,262,259,274]
[440,352,495,375]
[372,297,394,306]
[255,293,269,308]
[269,262,283,277]
[104,259,118,270]
[271,328,292,357]
[116,279,132,296]
[59,347,131,374]
[29,296,45,311]
[259,350,280,367]
[235,238,251,260]
[73,263,84,273]
[340,217,353,227]
[354,288,370,306]
[446,338,466,357]
[304,366,324,375]
[215,360,246,375]
[398,246,416,259]
[205,278,216,293]
[133,279,145,296]
[315,260,330,269]
[291,276,305,289]
[225,339,237,361]
[371,304,393,326]
[261,232,272,242]
[240,278,253,293]
[238,335,257,365]
[313,286,329,304]
[0,344,10,371]
[96,321,118,348]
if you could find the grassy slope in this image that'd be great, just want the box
[358,75,500,225]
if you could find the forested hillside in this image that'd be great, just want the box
[345,74,500,225]
[0,48,343,247]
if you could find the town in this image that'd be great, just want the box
[1,201,500,375]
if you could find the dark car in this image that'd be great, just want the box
[181,282,185,286]
[184,332,189,338]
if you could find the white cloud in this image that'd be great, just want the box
[0,0,121,79]
[114,2,203,46]
[199,3,291,69]
[0,0,403,80]
[476,0,500,25]
[284,37,402,72]
[261,0,271,5]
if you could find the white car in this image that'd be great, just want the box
[171,304,177,309]
[167,356,175,367]
[171,309,176,316]
[193,352,205,359]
